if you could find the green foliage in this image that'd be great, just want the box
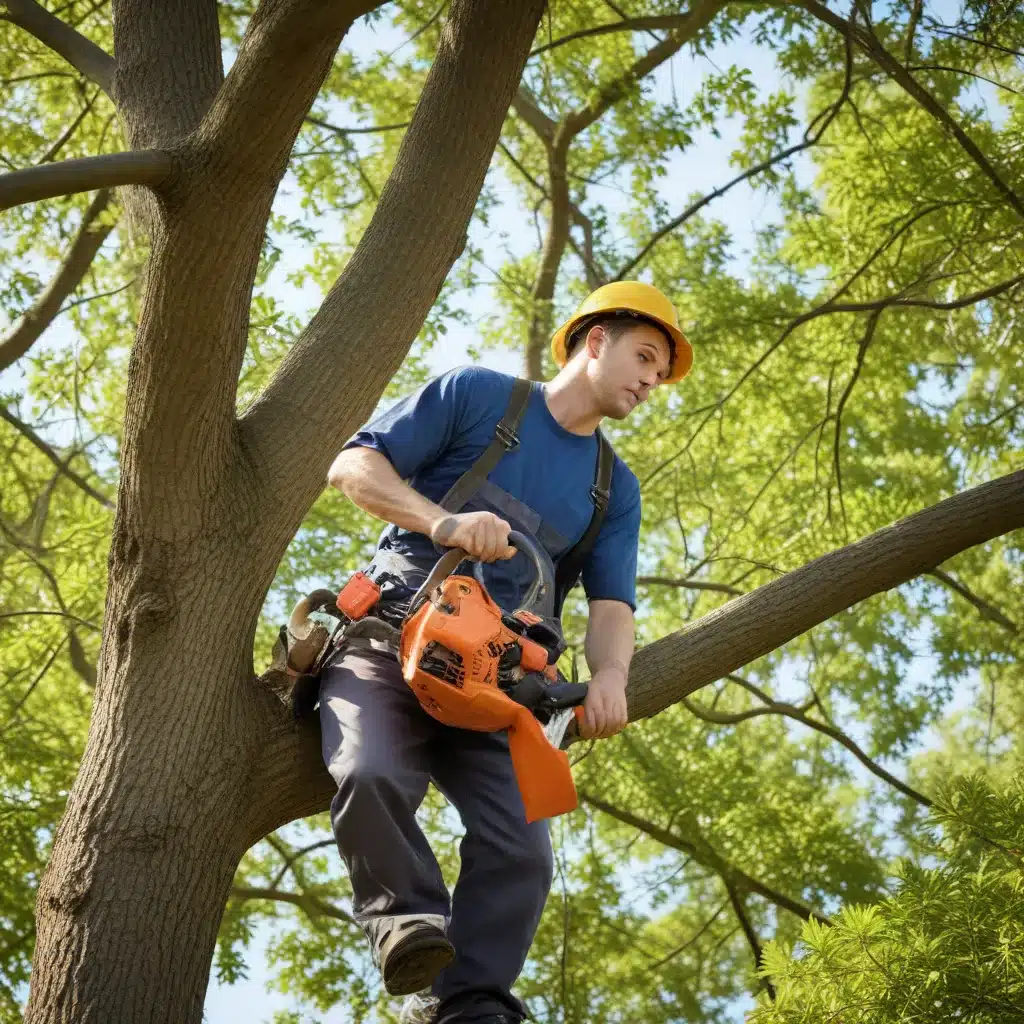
[752,772,1024,1024]
[1,1,1023,1021]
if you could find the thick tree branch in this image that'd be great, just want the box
[623,470,1024,724]
[581,792,833,926]
[239,0,547,557]
[3,0,114,96]
[192,0,380,194]
[797,0,1024,220]
[0,151,171,212]
[228,885,354,925]
[253,473,1024,839]
[0,189,115,372]
[110,0,223,149]
[0,405,114,510]
[109,3,392,518]
[929,567,1018,634]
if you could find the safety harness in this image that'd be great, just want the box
[438,377,613,618]
[276,378,614,714]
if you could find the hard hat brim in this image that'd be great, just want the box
[551,312,693,384]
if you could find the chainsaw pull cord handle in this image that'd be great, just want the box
[408,530,552,618]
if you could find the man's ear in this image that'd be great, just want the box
[584,324,606,360]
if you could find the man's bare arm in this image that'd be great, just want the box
[579,599,635,739]
[328,446,515,562]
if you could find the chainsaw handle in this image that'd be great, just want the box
[409,530,553,618]
[473,530,552,615]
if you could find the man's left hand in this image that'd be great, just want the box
[579,668,629,740]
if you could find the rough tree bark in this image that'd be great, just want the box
[22,1,547,1021]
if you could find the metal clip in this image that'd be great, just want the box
[495,421,520,450]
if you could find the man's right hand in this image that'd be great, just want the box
[429,511,517,562]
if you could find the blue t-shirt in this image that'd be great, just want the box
[344,366,641,611]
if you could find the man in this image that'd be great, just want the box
[322,281,692,1023]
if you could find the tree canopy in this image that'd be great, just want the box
[1,1,1022,1021]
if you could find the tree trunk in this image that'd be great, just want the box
[26,545,266,1022]
[23,1,547,1017]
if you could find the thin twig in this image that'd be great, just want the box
[0,405,114,510]
[0,610,101,631]
[726,881,775,1001]
[831,310,882,535]
[1,635,68,734]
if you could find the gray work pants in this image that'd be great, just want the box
[319,645,553,1022]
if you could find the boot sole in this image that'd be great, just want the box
[383,933,456,996]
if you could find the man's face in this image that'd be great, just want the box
[585,321,673,419]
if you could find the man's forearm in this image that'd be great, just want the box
[328,447,446,538]
[584,599,635,684]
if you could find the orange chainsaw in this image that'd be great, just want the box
[309,532,589,823]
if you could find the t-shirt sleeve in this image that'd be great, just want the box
[581,471,641,610]
[342,367,472,479]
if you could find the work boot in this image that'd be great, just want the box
[399,991,440,1023]
[366,914,454,996]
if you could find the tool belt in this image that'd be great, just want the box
[277,563,576,726]
[277,530,588,820]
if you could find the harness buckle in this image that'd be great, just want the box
[495,421,520,450]
[589,485,610,511]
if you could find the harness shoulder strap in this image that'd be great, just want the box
[438,376,532,513]
[553,428,614,616]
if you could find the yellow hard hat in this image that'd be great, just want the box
[550,281,693,384]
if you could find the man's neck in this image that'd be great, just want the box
[542,365,603,435]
